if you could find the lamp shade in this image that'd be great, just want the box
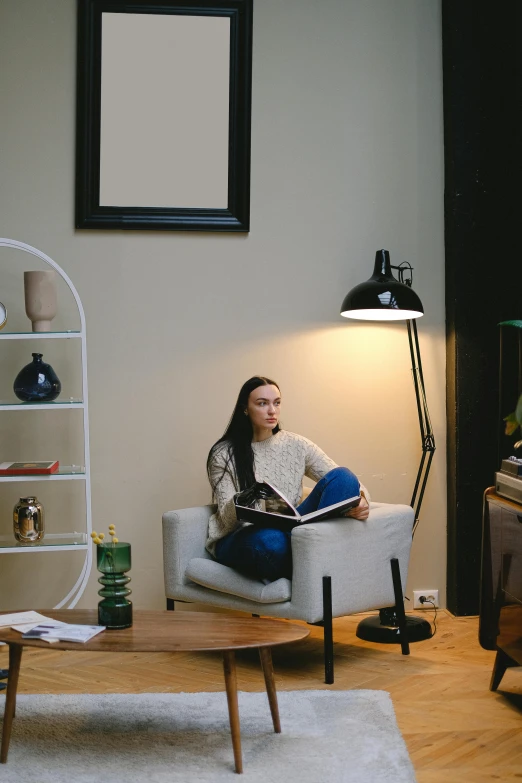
[340,249,424,321]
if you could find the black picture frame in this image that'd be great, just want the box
[75,0,253,232]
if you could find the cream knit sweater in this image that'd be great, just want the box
[206,430,370,554]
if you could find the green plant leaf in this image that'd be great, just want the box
[516,394,522,425]
[504,412,519,436]
[498,320,522,329]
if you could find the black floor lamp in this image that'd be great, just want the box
[340,249,435,643]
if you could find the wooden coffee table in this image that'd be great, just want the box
[0,610,308,773]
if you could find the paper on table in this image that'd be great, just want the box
[13,620,67,634]
[0,611,56,629]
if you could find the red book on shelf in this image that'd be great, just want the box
[0,461,59,475]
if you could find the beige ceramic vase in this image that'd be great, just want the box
[24,270,57,332]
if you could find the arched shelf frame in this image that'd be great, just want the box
[0,238,92,609]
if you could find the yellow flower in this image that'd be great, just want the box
[91,525,123,547]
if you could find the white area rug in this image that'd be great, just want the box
[1,690,416,782]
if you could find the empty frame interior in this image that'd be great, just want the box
[99,13,230,209]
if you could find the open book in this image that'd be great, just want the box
[234,480,360,532]
[21,622,105,644]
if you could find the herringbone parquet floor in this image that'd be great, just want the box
[1,609,521,782]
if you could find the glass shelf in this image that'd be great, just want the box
[0,532,88,553]
[0,399,84,410]
[0,331,81,340]
[0,467,86,482]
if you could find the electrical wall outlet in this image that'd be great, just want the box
[413,590,439,609]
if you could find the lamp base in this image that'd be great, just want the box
[356,608,432,644]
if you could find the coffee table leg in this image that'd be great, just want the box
[1,644,23,764]
[258,647,281,733]
[222,650,243,774]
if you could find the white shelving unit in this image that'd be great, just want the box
[0,238,92,608]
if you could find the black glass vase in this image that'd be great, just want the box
[13,353,61,402]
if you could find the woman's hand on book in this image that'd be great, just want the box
[344,496,369,520]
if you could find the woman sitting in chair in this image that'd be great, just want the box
[206,375,370,582]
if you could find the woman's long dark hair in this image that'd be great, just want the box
[207,376,281,496]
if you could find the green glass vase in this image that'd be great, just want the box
[97,542,133,629]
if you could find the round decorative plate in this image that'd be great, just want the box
[0,301,6,330]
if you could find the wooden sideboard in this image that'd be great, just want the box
[479,488,522,689]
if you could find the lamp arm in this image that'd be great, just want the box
[406,318,436,535]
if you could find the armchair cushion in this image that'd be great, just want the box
[186,558,291,603]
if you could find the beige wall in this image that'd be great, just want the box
[0,0,445,611]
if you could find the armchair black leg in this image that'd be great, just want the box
[166,598,175,611]
[390,558,410,656]
[322,576,334,684]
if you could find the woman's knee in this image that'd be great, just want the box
[325,466,359,486]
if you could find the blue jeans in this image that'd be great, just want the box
[214,467,360,582]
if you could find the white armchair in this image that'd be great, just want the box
[162,501,414,682]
